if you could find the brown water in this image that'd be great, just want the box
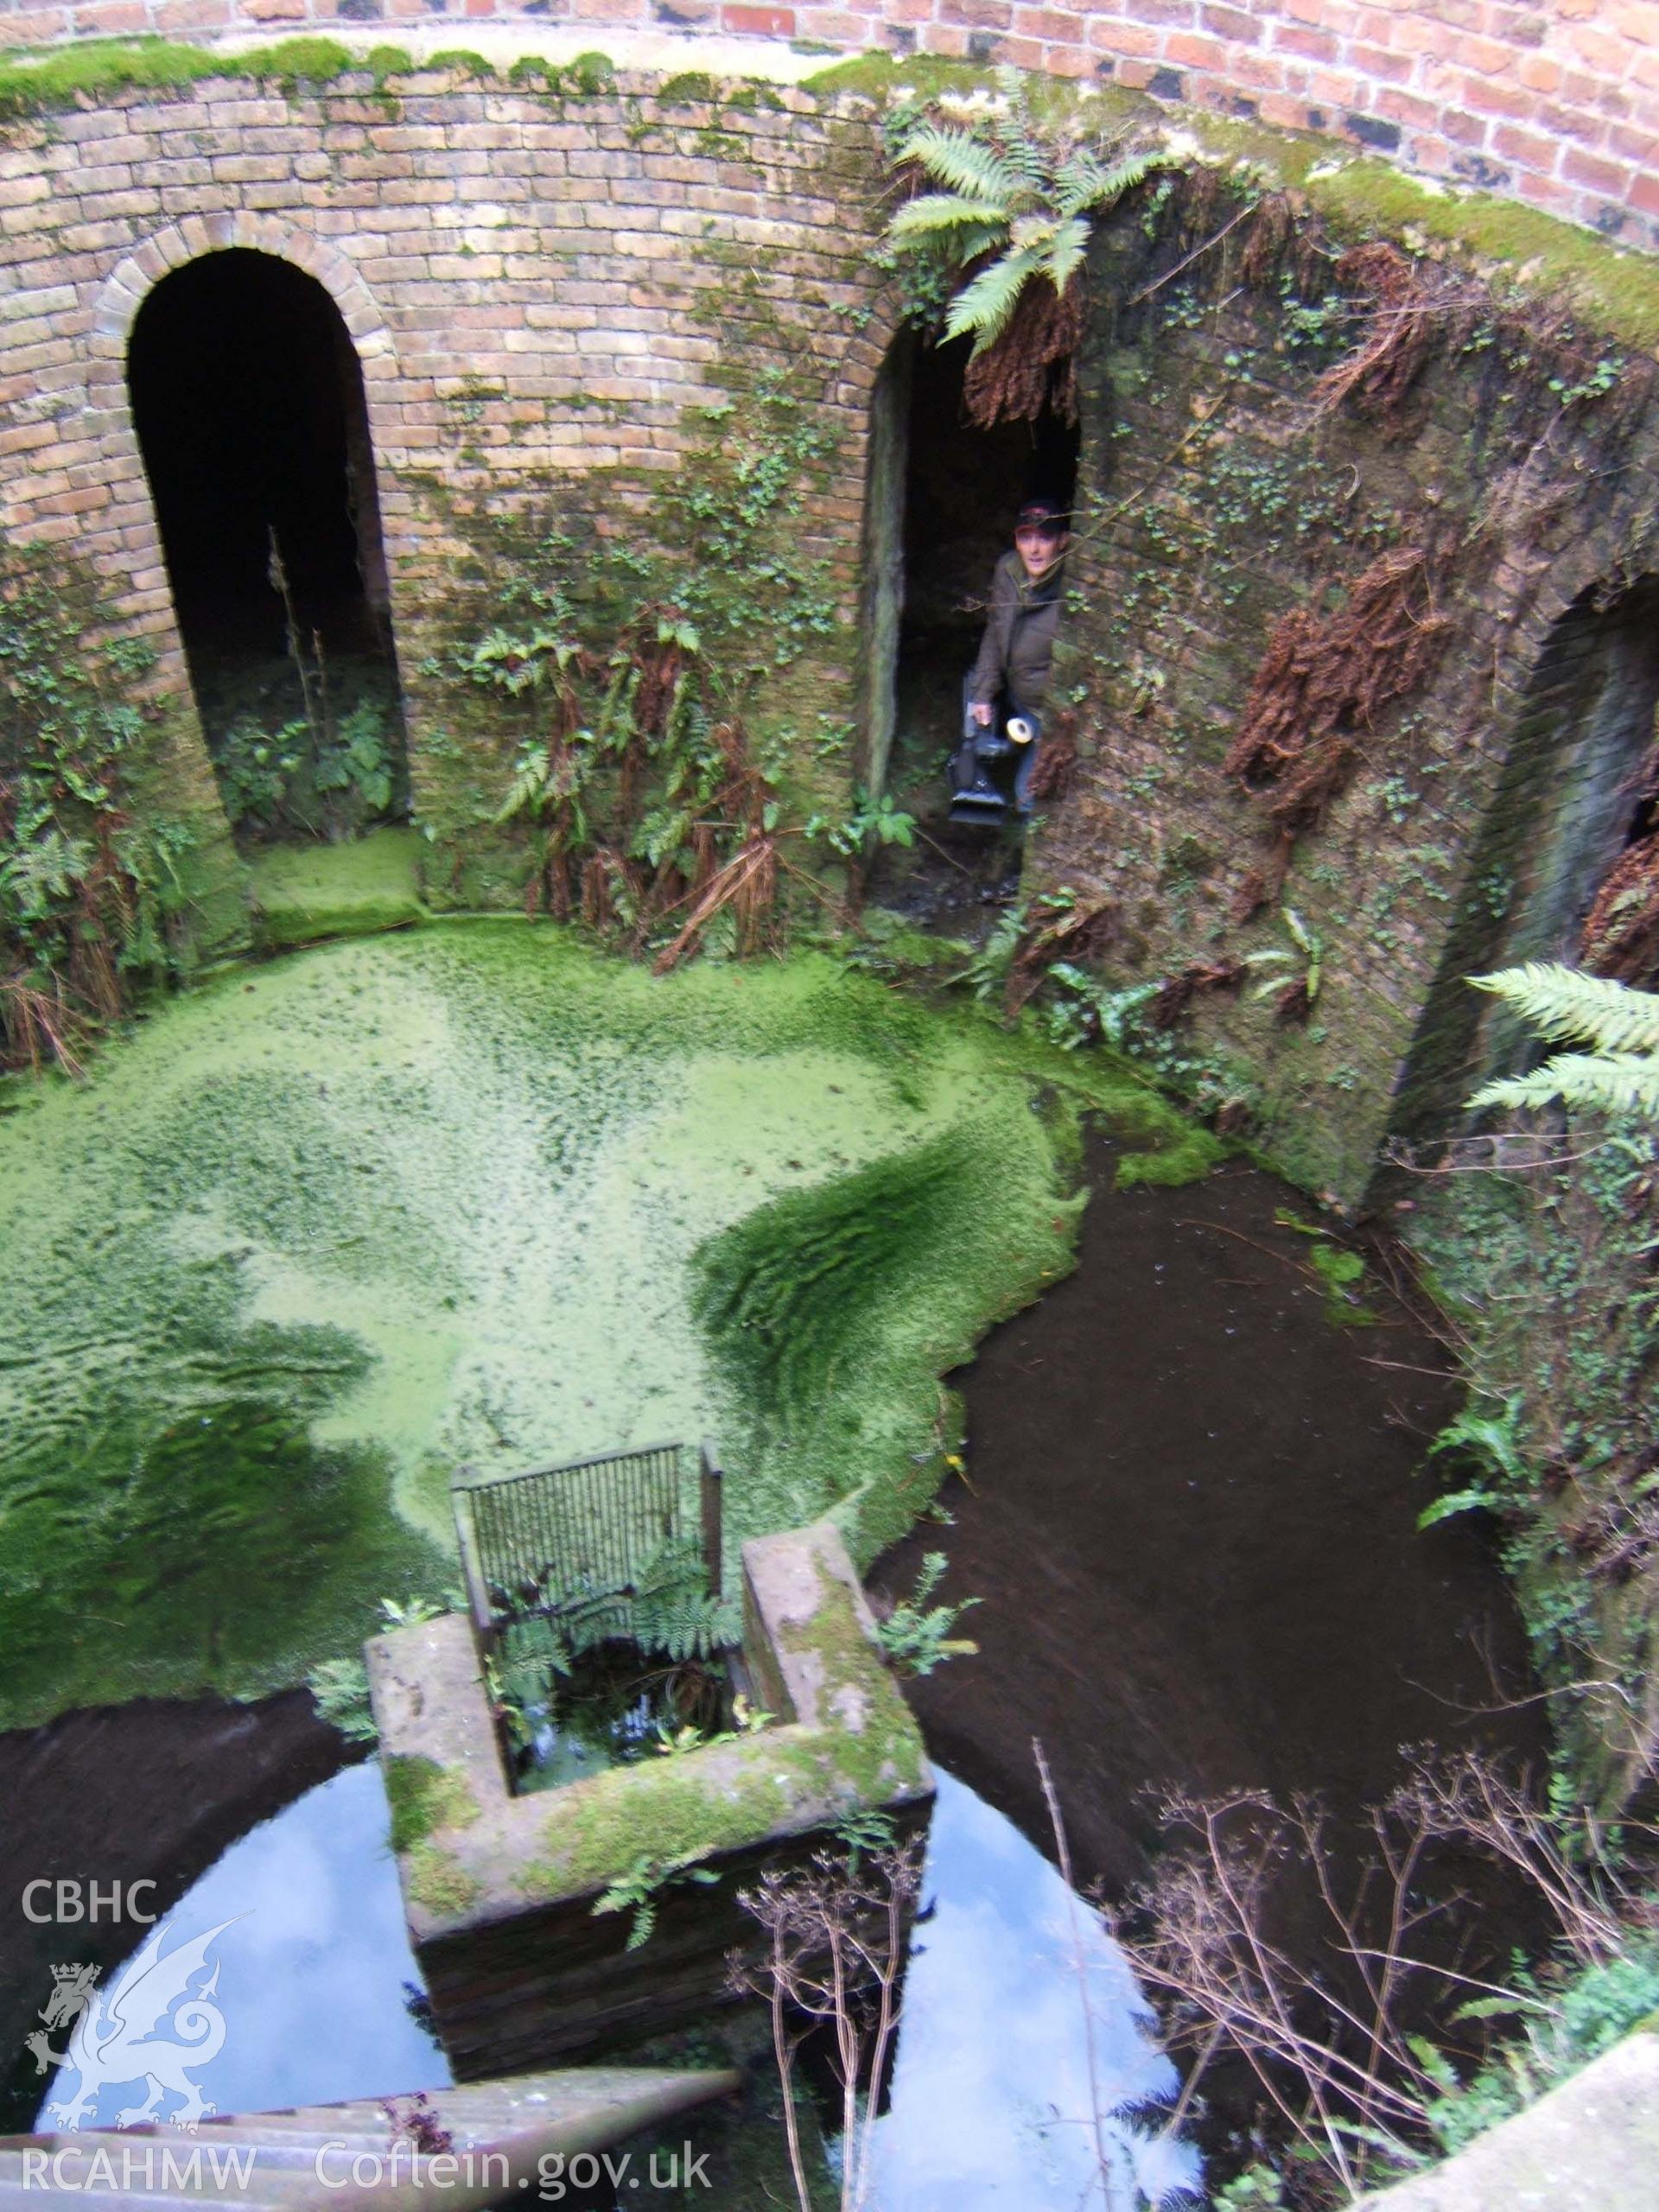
[870,1135,1546,1892]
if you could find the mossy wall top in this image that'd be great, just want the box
[3,5,1653,249]
[0,53,893,901]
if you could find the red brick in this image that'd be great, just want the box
[1377,87,1441,132]
[1274,22,1338,64]
[1630,168,1659,217]
[1439,105,1489,145]
[1012,4,1082,36]
[1560,143,1632,194]
[721,2,795,30]
[1459,73,1534,119]
[71,0,152,26]
[1165,29,1227,68]
[1491,119,1559,170]
[942,0,1013,23]
[1198,3,1262,44]
[1089,19,1160,57]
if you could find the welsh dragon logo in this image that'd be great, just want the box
[26,1918,238,2131]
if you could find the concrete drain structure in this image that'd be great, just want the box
[367,1521,932,2080]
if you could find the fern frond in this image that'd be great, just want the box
[1054,144,1153,216]
[944,244,1046,354]
[887,190,1012,241]
[1041,213,1092,296]
[1470,963,1659,1057]
[1467,1052,1659,1119]
[895,122,1025,211]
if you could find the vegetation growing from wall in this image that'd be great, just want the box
[420,363,875,933]
[0,533,203,1073]
[883,67,1159,428]
[1403,973,1659,1809]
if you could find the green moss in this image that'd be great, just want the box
[425,50,494,80]
[232,37,358,89]
[1113,1123,1226,1188]
[385,1750,480,1852]
[519,1579,923,1904]
[656,71,718,107]
[0,34,375,119]
[365,46,414,83]
[248,826,427,949]
[802,53,999,102]
[404,1838,482,1918]
[569,50,618,96]
[1305,162,1659,353]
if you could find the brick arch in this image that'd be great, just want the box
[86,215,394,398]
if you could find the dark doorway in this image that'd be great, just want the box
[862,328,1080,927]
[128,249,409,846]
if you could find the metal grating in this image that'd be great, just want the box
[452,1440,723,1644]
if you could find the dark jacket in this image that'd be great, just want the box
[969,548,1066,711]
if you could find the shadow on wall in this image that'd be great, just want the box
[126,247,410,846]
[1386,571,1659,1162]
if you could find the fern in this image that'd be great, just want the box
[1471,962,1659,1055]
[887,81,1161,355]
[1466,963,1659,1120]
[1468,1053,1659,1120]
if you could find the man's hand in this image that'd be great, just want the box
[970,701,993,727]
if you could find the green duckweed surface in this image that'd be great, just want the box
[0,922,1193,1726]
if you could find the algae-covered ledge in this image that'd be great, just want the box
[367,1518,931,1936]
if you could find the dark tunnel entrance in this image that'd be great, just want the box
[128,249,409,846]
[862,328,1079,922]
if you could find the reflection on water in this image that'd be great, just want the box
[862,1768,1199,2209]
[35,1764,448,2130]
[29,1756,1194,2207]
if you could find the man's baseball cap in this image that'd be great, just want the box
[1015,497,1068,531]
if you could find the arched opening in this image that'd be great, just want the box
[1382,574,1659,1167]
[128,249,409,847]
[861,328,1079,918]
[1497,575,1659,986]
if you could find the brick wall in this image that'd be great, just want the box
[0,64,892,902]
[1,4,1653,245]
[1028,192,1659,1204]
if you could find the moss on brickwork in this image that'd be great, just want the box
[404,1838,483,1917]
[808,54,1659,354]
[385,1751,481,1852]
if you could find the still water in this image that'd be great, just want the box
[33,1758,1195,2205]
[35,1762,449,2132]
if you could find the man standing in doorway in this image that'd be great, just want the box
[966,496,1071,815]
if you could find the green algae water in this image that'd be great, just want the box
[0,922,1192,1727]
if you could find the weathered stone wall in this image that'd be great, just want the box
[1030,184,1659,1204]
[3,4,1653,246]
[0,58,891,905]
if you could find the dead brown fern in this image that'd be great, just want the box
[1024,711,1077,804]
[1226,544,1454,853]
[1148,957,1244,1030]
[1003,891,1116,1015]
[962,276,1084,429]
[1580,831,1659,985]
[1311,244,1459,425]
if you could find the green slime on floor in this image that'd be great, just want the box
[0,921,1198,1727]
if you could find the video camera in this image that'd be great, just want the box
[949,687,1040,828]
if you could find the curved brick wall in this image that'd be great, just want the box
[2,3,1655,246]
